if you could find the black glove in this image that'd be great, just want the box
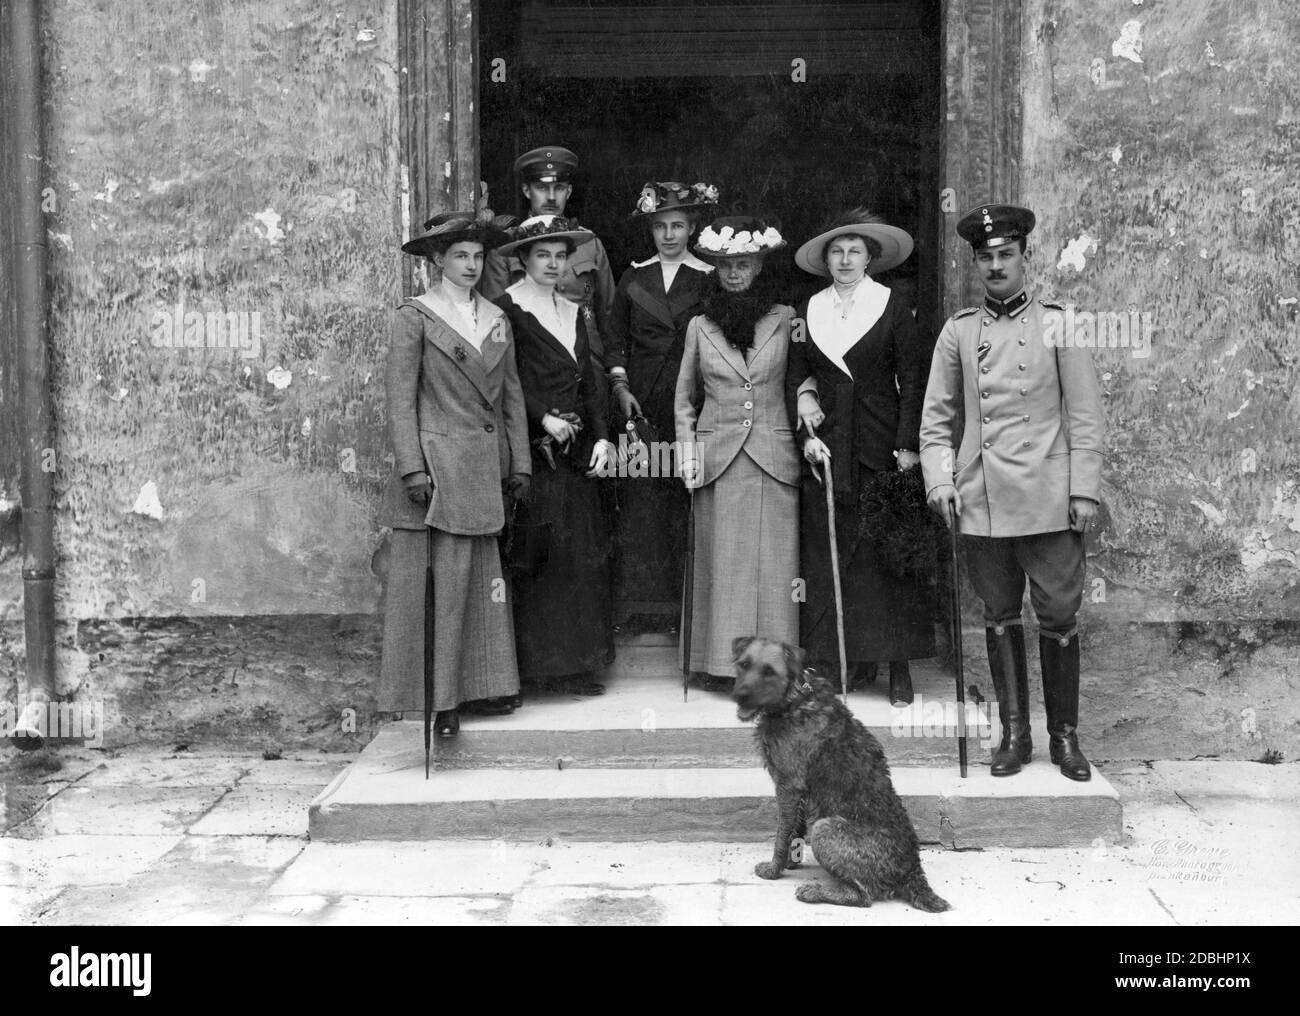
[505,473,531,504]
[403,471,432,507]
[610,377,642,420]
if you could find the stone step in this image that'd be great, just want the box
[310,724,1122,848]
[406,662,1025,768]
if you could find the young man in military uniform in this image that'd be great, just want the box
[920,204,1105,781]
[479,145,616,370]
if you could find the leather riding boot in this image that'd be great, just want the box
[888,660,914,705]
[1041,632,1091,781]
[986,624,1032,776]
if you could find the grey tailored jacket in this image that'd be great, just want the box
[920,293,1105,537]
[380,291,531,535]
[674,305,801,489]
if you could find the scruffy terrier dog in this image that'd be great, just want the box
[732,636,951,911]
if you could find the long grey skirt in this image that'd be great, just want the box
[378,527,520,712]
[682,449,799,676]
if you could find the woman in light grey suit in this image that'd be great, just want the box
[674,215,799,686]
[378,211,531,737]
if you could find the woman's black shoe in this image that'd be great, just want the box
[505,693,523,710]
[850,662,879,691]
[434,709,459,737]
[462,697,516,716]
[889,661,914,706]
[568,673,605,696]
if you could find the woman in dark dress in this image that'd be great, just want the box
[494,215,616,696]
[604,181,719,627]
[785,210,937,705]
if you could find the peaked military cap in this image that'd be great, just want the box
[515,146,578,183]
[956,203,1036,250]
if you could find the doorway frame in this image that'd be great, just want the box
[397,0,1023,315]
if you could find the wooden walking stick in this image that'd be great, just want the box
[948,518,969,779]
[681,483,696,701]
[821,457,849,702]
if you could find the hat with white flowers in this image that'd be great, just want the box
[693,215,786,260]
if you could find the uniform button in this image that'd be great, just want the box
[482,400,492,410]
[484,423,495,433]
[743,382,752,390]
[982,319,991,326]
[1022,414,1030,422]
[1020,387,1028,395]
[982,441,991,449]
[981,366,990,374]
[742,419,751,428]
[1022,440,1031,447]
[1018,339,1026,346]
[981,390,989,399]
[744,401,753,409]
[1018,363,1026,371]
[982,416,990,424]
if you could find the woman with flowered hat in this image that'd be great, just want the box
[784,209,937,705]
[493,215,616,697]
[377,210,531,738]
[604,180,719,628]
[674,214,800,685]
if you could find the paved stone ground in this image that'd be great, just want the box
[1,749,1296,925]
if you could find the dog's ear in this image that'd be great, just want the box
[782,642,808,679]
[732,635,757,661]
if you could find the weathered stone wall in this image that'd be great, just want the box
[1014,0,1300,759]
[1,0,400,749]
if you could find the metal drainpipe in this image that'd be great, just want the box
[8,0,56,747]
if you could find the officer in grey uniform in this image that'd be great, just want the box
[480,145,616,371]
[920,204,1105,781]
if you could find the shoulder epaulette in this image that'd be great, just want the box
[952,306,980,320]
[1038,298,1065,311]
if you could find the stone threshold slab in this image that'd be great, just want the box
[311,748,1121,849]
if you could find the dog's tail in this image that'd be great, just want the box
[905,872,951,913]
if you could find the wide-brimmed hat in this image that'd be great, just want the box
[693,215,786,260]
[495,214,596,257]
[795,213,914,276]
[401,210,509,259]
[631,180,720,218]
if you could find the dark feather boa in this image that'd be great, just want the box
[855,465,951,581]
[698,272,781,351]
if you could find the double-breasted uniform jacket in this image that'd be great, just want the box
[481,237,615,367]
[919,293,1105,537]
[674,305,801,488]
[495,291,609,450]
[380,290,531,536]
[605,256,714,428]
[783,288,933,503]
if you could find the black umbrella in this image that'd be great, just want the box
[424,525,435,779]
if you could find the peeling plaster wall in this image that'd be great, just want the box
[1018,0,1300,759]
[1,0,400,748]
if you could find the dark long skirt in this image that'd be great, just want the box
[799,465,937,668]
[509,450,614,678]
[612,445,688,607]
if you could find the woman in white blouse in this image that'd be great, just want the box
[784,210,936,705]
[494,215,616,699]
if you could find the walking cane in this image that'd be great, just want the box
[821,458,849,702]
[948,517,969,779]
[423,525,435,780]
[682,483,696,702]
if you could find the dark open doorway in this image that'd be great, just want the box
[479,0,943,325]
